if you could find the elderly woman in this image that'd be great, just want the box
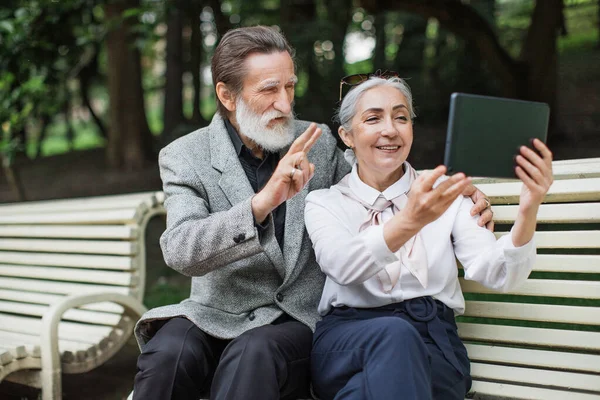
[304,75,553,400]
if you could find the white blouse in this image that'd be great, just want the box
[305,162,536,315]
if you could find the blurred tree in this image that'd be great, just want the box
[360,0,565,134]
[104,0,153,170]
[163,0,185,138]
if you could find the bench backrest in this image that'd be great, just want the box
[0,192,165,374]
[462,174,600,398]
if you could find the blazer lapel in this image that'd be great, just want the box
[209,114,286,279]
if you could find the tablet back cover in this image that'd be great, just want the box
[444,93,549,179]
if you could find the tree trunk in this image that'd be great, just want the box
[373,12,387,70]
[188,1,206,125]
[162,0,184,137]
[104,0,153,170]
[520,0,563,135]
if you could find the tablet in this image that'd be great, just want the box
[443,93,550,179]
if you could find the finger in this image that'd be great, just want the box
[520,145,547,174]
[470,196,489,217]
[478,207,494,227]
[461,183,476,197]
[295,153,311,182]
[485,219,495,232]
[288,123,318,153]
[516,154,544,184]
[308,163,315,182]
[290,167,305,192]
[302,127,322,154]
[531,138,553,164]
[440,176,472,201]
[515,165,540,190]
[418,165,447,191]
[433,173,466,197]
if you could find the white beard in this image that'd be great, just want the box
[234,98,295,153]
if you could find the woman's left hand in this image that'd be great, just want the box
[516,139,553,211]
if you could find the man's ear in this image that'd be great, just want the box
[338,126,354,149]
[216,82,236,112]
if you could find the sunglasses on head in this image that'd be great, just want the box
[339,70,400,101]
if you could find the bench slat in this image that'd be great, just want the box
[495,231,600,249]
[460,278,600,298]
[0,193,156,214]
[0,332,99,360]
[469,379,599,400]
[458,323,600,351]
[460,254,600,273]
[0,277,132,296]
[0,239,138,255]
[491,203,600,224]
[477,178,600,204]
[465,344,600,374]
[471,362,600,393]
[0,209,142,225]
[0,265,136,286]
[463,301,600,325]
[0,225,139,239]
[0,289,124,313]
[0,251,135,270]
[0,314,113,342]
[0,301,122,326]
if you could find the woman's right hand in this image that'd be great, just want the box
[401,165,472,229]
[384,165,471,252]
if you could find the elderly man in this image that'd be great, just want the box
[133,26,492,400]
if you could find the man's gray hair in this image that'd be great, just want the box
[336,77,416,133]
[211,26,294,116]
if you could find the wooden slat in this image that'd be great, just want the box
[0,314,113,342]
[457,323,600,351]
[0,239,137,255]
[469,379,600,400]
[472,362,600,393]
[0,192,157,214]
[0,225,139,240]
[463,301,600,325]
[471,159,600,184]
[0,301,122,326]
[460,278,600,298]
[0,252,135,270]
[465,344,600,374]
[459,254,600,273]
[0,349,13,365]
[495,231,600,249]
[0,289,124,313]
[0,209,142,225]
[491,203,600,224]
[553,157,600,166]
[0,277,132,296]
[0,265,135,286]
[477,178,600,204]
[0,331,100,359]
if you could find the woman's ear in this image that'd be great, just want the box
[338,126,354,149]
[216,82,236,112]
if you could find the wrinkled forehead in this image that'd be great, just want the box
[241,51,297,89]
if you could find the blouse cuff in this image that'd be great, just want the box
[501,229,536,260]
[362,224,399,265]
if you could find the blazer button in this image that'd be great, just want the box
[248,311,256,321]
[233,233,245,244]
[276,293,284,302]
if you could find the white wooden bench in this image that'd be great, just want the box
[125,158,600,400]
[0,192,165,400]
[461,160,600,399]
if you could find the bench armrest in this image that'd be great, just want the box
[39,292,147,400]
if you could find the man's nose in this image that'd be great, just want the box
[273,90,292,115]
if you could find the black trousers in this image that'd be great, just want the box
[133,315,313,400]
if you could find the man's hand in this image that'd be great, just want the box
[251,123,322,223]
[462,184,494,231]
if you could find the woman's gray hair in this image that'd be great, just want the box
[336,77,416,133]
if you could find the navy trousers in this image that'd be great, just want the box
[311,297,472,400]
[133,315,312,400]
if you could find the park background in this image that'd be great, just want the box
[0,0,599,398]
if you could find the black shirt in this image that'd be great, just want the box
[225,119,286,251]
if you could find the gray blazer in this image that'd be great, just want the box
[135,113,350,347]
